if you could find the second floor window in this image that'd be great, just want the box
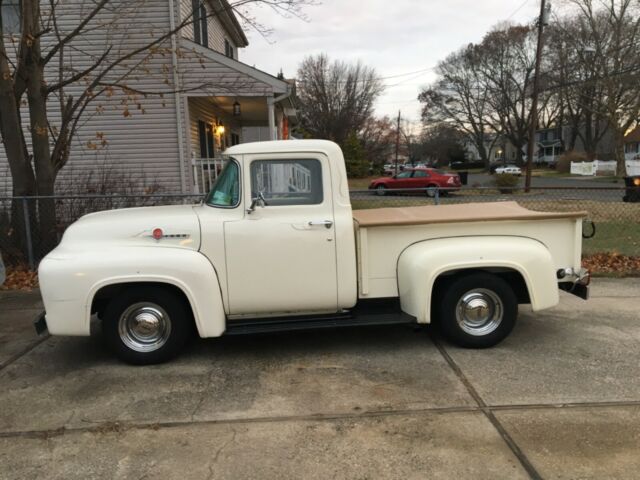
[1,1,21,35]
[192,0,208,48]
[225,39,234,59]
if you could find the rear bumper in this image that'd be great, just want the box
[559,282,589,300]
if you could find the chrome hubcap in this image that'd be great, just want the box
[455,289,503,336]
[118,303,171,352]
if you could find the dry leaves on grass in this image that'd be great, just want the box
[582,253,640,275]
[0,266,39,291]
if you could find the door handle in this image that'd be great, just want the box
[308,220,333,229]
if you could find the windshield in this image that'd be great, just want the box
[205,158,240,207]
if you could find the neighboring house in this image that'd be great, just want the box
[535,127,564,165]
[624,126,640,161]
[0,0,297,196]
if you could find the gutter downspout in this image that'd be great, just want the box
[267,88,293,141]
[169,0,187,193]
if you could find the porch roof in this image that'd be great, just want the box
[183,39,291,95]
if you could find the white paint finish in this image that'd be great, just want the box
[37,140,582,343]
[39,246,226,337]
[397,237,560,324]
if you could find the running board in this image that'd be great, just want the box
[225,301,416,336]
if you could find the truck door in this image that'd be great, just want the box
[224,154,338,315]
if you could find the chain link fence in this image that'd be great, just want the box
[1,187,638,269]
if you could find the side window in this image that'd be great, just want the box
[413,170,428,178]
[396,171,412,179]
[251,159,323,206]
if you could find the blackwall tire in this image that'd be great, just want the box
[103,286,191,365]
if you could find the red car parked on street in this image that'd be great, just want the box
[369,168,462,197]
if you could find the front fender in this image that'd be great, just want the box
[39,246,226,337]
[397,236,559,323]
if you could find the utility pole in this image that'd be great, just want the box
[395,110,401,175]
[525,0,551,192]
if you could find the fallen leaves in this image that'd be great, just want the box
[0,266,39,291]
[582,253,640,276]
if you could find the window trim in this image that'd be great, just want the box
[205,157,242,209]
[249,158,324,207]
[1,0,21,35]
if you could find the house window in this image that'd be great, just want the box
[198,120,215,158]
[1,1,20,35]
[192,0,209,48]
[231,133,240,146]
[225,39,234,59]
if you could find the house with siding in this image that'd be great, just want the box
[0,0,297,196]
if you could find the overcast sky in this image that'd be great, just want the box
[242,0,541,126]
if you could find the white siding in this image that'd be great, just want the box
[0,0,185,195]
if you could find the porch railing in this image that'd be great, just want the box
[191,157,225,194]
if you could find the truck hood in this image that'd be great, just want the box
[55,204,201,252]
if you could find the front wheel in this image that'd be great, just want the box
[375,184,386,196]
[437,273,517,348]
[103,286,192,365]
[426,184,438,198]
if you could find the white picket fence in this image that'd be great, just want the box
[628,160,640,176]
[570,160,617,176]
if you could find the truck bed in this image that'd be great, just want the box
[353,201,586,228]
[352,202,587,299]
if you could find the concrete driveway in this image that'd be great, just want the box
[1,279,639,479]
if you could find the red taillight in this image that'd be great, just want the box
[152,228,164,240]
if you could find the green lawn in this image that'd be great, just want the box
[582,222,640,256]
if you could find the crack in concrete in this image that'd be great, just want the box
[431,334,543,480]
[190,364,218,422]
[2,399,640,441]
[207,428,237,479]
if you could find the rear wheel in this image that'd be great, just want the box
[375,184,386,196]
[103,286,191,365]
[437,273,517,348]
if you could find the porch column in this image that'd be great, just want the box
[267,95,277,140]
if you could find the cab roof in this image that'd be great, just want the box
[224,140,342,156]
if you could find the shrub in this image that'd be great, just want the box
[557,151,588,173]
[494,173,520,193]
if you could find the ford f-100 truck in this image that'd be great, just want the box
[37,140,590,364]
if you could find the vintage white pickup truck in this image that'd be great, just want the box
[37,140,590,364]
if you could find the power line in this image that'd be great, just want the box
[506,0,532,21]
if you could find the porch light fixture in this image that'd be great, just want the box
[233,100,241,116]
[216,125,226,136]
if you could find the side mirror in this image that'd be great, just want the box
[247,191,268,215]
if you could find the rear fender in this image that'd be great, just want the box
[397,236,559,323]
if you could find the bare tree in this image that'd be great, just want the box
[563,0,640,175]
[296,53,384,147]
[478,25,539,165]
[419,45,499,169]
[0,0,313,255]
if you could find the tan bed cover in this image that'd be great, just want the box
[352,201,587,228]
